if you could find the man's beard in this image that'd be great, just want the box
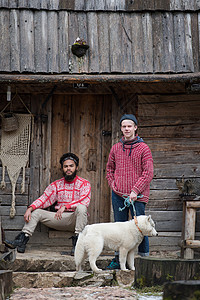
[63,170,77,182]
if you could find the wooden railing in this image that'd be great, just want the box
[180,196,200,259]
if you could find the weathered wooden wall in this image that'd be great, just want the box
[138,93,200,251]
[0,0,200,11]
[0,87,200,250]
[0,8,199,74]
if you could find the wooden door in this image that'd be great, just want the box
[51,94,112,224]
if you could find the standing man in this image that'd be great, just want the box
[106,114,154,269]
[4,152,91,255]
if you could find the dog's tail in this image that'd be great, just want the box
[74,226,88,271]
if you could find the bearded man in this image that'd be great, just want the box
[4,153,91,255]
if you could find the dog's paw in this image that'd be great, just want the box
[93,268,103,273]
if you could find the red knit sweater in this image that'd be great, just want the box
[30,176,91,211]
[106,138,153,203]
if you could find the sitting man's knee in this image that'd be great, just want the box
[76,204,87,214]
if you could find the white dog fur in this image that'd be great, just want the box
[75,215,157,273]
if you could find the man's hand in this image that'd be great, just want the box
[129,190,138,202]
[55,206,66,220]
[24,207,33,223]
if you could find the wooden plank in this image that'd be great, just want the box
[47,11,59,73]
[170,0,183,10]
[0,183,29,195]
[10,9,20,71]
[58,11,70,72]
[99,95,112,223]
[147,200,183,211]
[173,13,193,72]
[51,95,71,182]
[87,13,99,73]
[138,99,200,121]
[49,230,74,238]
[153,163,200,178]
[20,10,35,72]
[183,0,195,10]
[70,94,103,224]
[1,215,25,230]
[34,11,48,72]
[186,201,200,208]
[186,240,200,248]
[190,13,199,73]
[94,0,106,10]
[162,12,176,72]
[151,178,180,190]
[121,13,132,73]
[40,97,52,193]
[98,13,110,73]
[85,0,95,10]
[184,13,194,72]
[151,150,200,164]
[146,139,200,152]
[109,13,122,72]
[18,0,28,8]
[142,13,153,73]
[138,93,200,104]
[29,96,42,203]
[48,0,59,10]
[74,0,85,10]
[149,190,180,200]
[68,12,80,73]
[0,167,30,183]
[139,123,200,139]
[152,12,163,72]
[0,206,26,215]
[0,9,10,71]
[148,211,183,231]
[131,13,145,73]
[77,13,89,73]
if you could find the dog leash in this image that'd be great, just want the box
[119,195,143,234]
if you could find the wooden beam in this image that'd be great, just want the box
[186,240,200,248]
[186,201,200,208]
[0,73,200,84]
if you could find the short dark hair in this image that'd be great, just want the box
[59,153,79,167]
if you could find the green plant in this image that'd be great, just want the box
[73,37,87,46]
[166,274,174,282]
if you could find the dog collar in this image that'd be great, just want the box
[134,216,143,234]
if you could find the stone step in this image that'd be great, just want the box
[12,270,135,289]
[11,250,112,272]
[9,249,135,289]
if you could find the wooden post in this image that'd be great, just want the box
[0,220,2,245]
[184,206,196,259]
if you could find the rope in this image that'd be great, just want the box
[119,194,143,234]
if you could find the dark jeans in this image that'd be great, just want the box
[112,191,149,256]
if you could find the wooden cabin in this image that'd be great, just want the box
[0,0,200,252]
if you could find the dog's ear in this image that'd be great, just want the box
[147,215,151,221]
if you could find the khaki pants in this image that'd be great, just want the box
[22,204,87,236]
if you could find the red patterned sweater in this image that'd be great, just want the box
[30,176,91,211]
[106,137,154,203]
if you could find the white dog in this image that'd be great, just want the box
[75,215,157,273]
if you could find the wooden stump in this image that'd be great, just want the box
[163,280,200,300]
[0,270,13,300]
[134,257,200,287]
